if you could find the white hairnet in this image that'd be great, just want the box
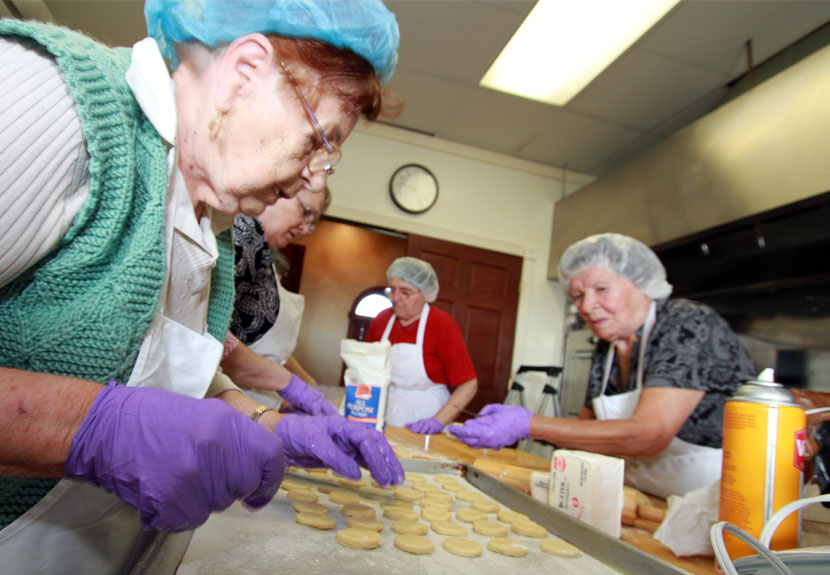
[387,257,439,303]
[557,233,673,300]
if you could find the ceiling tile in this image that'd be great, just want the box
[569,49,729,132]
[386,68,472,136]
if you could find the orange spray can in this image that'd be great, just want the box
[718,368,806,564]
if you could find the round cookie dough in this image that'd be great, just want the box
[329,490,361,505]
[430,520,468,536]
[422,492,452,503]
[472,500,500,513]
[391,521,429,535]
[456,507,486,523]
[442,537,482,558]
[420,499,452,512]
[292,501,328,515]
[394,534,434,555]
[433,475,459,485]
[295,512,336,530]
[413,483,439,493]
[339,478,365,489]
[420,507,451,522]
[487,537,528,557]
[473,519,508,537]
[381,499,414,509]
[442,483,465,492]
[317,484,337,494]
[405,473,426,483]
[287,490,318,503]
[347,517,384,532]
[497,509,529,524]
[511,519,547,538]
[341,502,376,519]
[455,490,482,503]
[281,479,313,491]
[336,528,382,550]
[540,538,582,557]
[383,507,419,522]
[394,487,423,501]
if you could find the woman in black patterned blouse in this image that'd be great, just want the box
[451,233,756,498]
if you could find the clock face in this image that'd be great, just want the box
[390,164,438,214]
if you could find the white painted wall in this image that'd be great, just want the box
[328,122,594,369]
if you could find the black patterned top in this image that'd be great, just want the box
[584,298,756,448]
[230,215,279,345]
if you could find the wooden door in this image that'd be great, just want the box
[407,234,522,413]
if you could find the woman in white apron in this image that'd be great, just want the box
[0,1,402,571]
[365,257,479,433]
[451,234,756,499]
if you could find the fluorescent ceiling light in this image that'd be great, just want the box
[481,0,680,106]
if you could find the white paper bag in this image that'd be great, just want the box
[549,449,625,538]
[340,339,391,431]
[653,480,719,556]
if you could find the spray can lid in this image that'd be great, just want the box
[732,368,802,407]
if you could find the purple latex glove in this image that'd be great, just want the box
[275,415,405,488]
[65,382,285,533]
[406,417,444,435]
[278,374,339,416]
[448,404,533,449]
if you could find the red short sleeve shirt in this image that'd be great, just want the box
[365,306,477,388]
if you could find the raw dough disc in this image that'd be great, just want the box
[307,468,330,477]
[292,501,328,515]
[286,490,318,503]
[442,483,465,492]
[341,502,376,518]
[405,473,426,483]
[455,491,482,503]
[381,499,414,509]
[472,500,500,513]
[413,483,439,493]
[394,487,423,501]
[473,519,508,537]
[456,507,487,523]
[383,507,419,522]
[317,484,337,494]
[487,537,528,557]
[420,499,452,512]
[442,537,482,558]
[347,517,384,532]
[281,479,313,491]
[360,486,388,497]
[511,519,547,538]
[422,492,452,503]
[336,528,382,550]
[329,490,361,505]
[540,538,582,557]
[295,512,336,530]
[430,519,468,536]
[339,478,365,489]
[394,534,434,555]
[433,475,459,485]
[420,507,451,522]
[391,521,429,535]
[497,509,529,524]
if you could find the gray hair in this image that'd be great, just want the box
[387,257,439,303]
[557,233,673,300]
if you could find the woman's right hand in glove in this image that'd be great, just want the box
[65,382,285,533]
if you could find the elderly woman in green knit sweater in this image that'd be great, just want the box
[0,0,402,569]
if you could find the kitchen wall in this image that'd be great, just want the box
[291,122,595,382]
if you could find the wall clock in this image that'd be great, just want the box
[389,163,439,214]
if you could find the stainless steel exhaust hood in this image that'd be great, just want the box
[548,42,830,275]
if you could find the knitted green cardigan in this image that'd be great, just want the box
[0,20,235,383]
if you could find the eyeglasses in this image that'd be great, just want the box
[296,195,318,232]
[384,286,418,299]
[279,60,341,176]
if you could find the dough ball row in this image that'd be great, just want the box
[282,468,582,560]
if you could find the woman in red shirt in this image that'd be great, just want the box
[365,257,478,434]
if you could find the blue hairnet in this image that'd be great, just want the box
[388,257,439,303]
[144,0,399,83]
[557,233,673,300]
